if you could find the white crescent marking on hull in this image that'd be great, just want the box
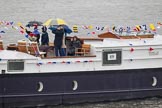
[38,81,43,92]
[152,76,157,87]
[73,80,78,91]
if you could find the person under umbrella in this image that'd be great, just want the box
[49,25,72,56]
[49,25,72,35]
[52,25,65,57]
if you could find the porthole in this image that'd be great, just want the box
[152,76,157,87]
[72,80,78,91]
[37,81,44,92]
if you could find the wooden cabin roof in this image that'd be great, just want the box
[98,32,154,39]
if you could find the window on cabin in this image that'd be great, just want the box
[7,60,24,72]
[102,49,122,66]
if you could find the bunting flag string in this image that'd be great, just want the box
[0,21,21,36]
[0,20,162,38]
[37,60,94,65]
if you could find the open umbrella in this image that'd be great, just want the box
[43,18,67,26]
[49,25,72,34]
[26,21,43,27]
[45,18,72,34]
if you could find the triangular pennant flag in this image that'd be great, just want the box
[25,34,29,38]
[135,25,141,31]
[130,48,134,52]
[88,25,93,29]
[82,25,88,29]
[20,30,25,34]
[92,31,96,34]
[10,22,14,25]
[20,26,25,30]
[149,47,154,51]
[87,32,90,36]
[0,31,5,33]
[149,24,156,31]
[96,26,100,31]
[101,27,104,31]
[6,22,10,26]
[17,22,22,26]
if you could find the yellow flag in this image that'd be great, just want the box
[17,22,22,26]
[149,24,156,31]
[135,25,141,31]
[88,25,93,29]
[73,25,78,33]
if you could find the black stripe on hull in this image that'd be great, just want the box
[1,68,162,107]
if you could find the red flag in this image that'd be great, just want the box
[130,48,134,52]
[20,30,24,34]
[92,32,96,34]
[149,47,154,51]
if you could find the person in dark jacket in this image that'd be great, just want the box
[41,26,49,45]
[67,37,75,56]
[52,25,65,56]
[72,36,81,48]
[67,36,81,56]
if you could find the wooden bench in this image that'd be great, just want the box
[28,42,46,58]
[75,44,91,56]
[0,40,4,50]
[17,40,30,53]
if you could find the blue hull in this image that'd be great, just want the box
[1,68,162,107]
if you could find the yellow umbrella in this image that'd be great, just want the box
[43,18,53,26]
[43,18,67,26]
[56,18,67,25]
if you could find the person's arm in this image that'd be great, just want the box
[25,29,31,34]
[47,33,49,44]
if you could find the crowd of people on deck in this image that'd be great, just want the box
[25,25,82,57]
